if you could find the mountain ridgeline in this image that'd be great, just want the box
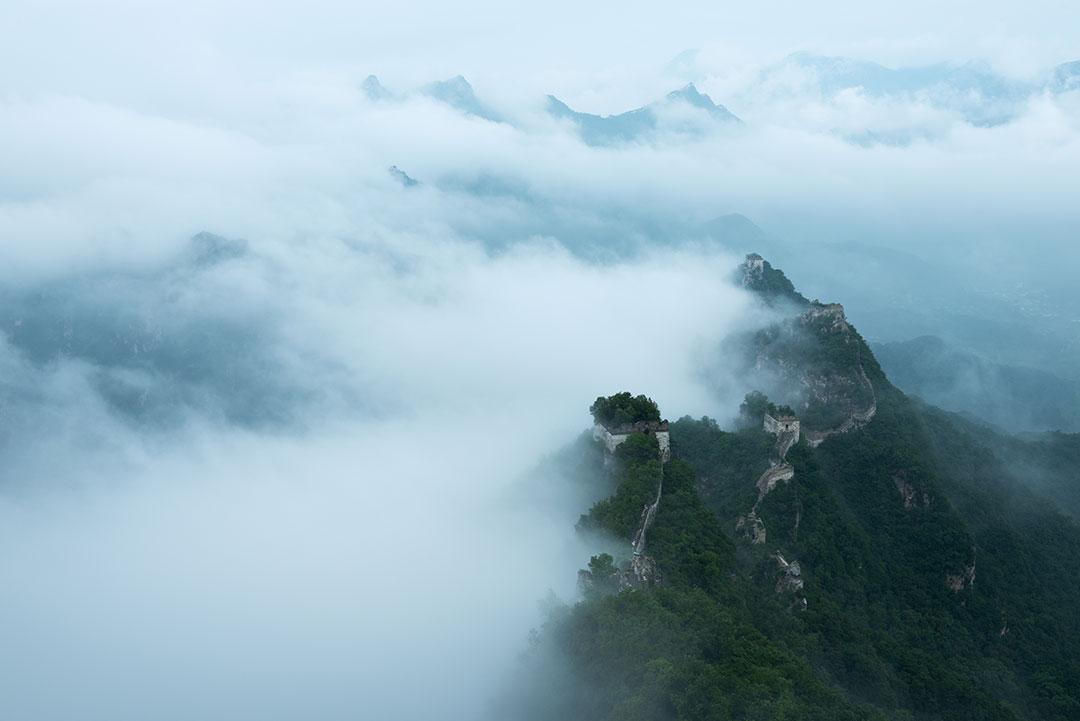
[546,84,741,146]
[872,335,1080,434]
[500,255,1080,721]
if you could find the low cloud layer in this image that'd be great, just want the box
[0,222,755,720]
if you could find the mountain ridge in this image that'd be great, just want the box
[546,82,740,146]
[503,252,1080,721]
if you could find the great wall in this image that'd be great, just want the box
[579,252,973,611]
[628,456,664,587]
[580,418,669,591]
[592,419,671,461]
[736,413,799,546]
[802,359,878,447]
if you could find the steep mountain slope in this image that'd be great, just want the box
[873,335,1080,433]
[504,255,1080,721]
[422,75,505,122]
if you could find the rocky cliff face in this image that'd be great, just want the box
[737,255,879,440]
[724,253,966,612]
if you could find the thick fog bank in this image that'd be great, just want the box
[4,44,1078,378]
[0,233,755,720]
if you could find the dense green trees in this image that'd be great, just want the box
[508,427,883,721]
[579,433,663,538]
[590,392,662,428]
[508,379,1080,720]
[740,255,810,307]
[509,260,1080,720]
[738,391,796,427]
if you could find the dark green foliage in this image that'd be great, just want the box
[532,588,885,721]
[516,382,1080,720]
[585,553,623,598]
[913,403,1080,720]
[670,386,1080,720]
[510,438,883,721]
[591,392,662,428]
[649,459,736,593]
[514,258,1080,720]
[578,433,663,539]
[738,391,796,428]
[742,255,810,308]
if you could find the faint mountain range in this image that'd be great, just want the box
[362,73,741,143]
[366,54,1080,139]
[1049,60,1080,93]
[772,52,1030,98]
[546,83,740,146]
[697,213,781,257]
[421,75,504,122]
[758,52,1034,126]
[361,74,394,101]
[362,74,504,123]
[0,232,314,428]
[873,335,1080,433]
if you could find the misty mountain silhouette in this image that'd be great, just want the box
[546,83,740,146]
[422,75,504,122]
[760,52,1034,126]
[361,74,394,101]
[1050,60,1080,93]
[873,334,1080,433]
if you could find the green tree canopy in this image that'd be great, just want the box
[591,392,662,428]
[738,391,795,428]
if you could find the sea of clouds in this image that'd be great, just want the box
[2,1,1080,718]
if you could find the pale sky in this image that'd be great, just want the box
[3,0,1079,100]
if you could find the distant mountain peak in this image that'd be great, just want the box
[188,231,247,267]
[545,94,574,116]
[666,82,710,106]
[422,75,503,122]
[1050,60,1080,93]
[546,83,739,145]
[442,74,472,91]
[664,82,741,122]
[361,74,392,101]
[388,165,419,187]
[738,253,809,307]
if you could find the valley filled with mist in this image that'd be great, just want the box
[2,2,1080,720]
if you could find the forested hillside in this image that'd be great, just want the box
[502,257,1080,721]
